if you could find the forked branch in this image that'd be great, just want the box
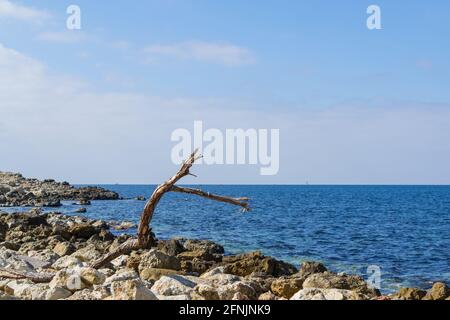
[0,150,250,281]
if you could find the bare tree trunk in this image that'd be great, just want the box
[1,150,250,281]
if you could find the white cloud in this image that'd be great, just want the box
[0,0,49,22]
[1,43,450,184]
[36,31,86,44]
[144,41,255,66]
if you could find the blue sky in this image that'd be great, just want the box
[1,0,450,184]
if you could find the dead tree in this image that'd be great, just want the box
[0,150,249,282]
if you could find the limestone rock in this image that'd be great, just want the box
[290,288,364,300]
[140,268,182,281]
[270,276,304,299]
[138,249,181,271]
[111,279,158,300]
[151,275,196,296]
[423,282,450,300]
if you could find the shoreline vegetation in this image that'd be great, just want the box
[1,154,449,301]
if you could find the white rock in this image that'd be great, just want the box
[151,275,196,296]
[200,266,225,278]
[4,280,34,299]
[45,287,73,300]
[0,248,35,273]
[111,279,158,300]
[79,267,106,285]
[217,281,256,300]
[290,288,363,300]
[157,294,191,300]
[111,255,129,268]
[49,269,87,292]
[71,245,102,262]
[104,269,139,285]
[52,256,84,270]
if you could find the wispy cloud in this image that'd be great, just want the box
[144,40,255,66]
[36,31,86,44]
[0,0,50,22]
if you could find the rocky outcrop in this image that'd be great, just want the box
[0,210,447,301]
[0,172,119,207]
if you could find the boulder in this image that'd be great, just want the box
[298,261,327,278]
[222,251,297,277]
[182,239,224,255]
[157,239,186,256]
[3,279,34,299]
[270,276,304,299]
[217,281,257,300]
[140,268,182,281]
[111,279,158,300]
[151,275,197,296]
[104,269,139,285]
[53,242,75,257]
[193,284,220,300]
[138,249,181,271]
[45,287,73,300]
[68,224,99,239]
[79,267,106,285]
[52,256,84,270]
[392,287,427,300]
[258,292,284,300]
[290,288,364,300]
[302,272,379,298]
[66,287,110,300]
[423,282,450,300]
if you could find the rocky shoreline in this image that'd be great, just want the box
[0,172,119,207]
[0,209,448,301]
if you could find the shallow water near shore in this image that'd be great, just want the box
[4,185,450,294]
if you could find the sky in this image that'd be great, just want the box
[1,0,450,184]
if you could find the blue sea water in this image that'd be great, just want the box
[4,185,450,293]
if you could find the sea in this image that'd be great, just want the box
[4,185,450,294]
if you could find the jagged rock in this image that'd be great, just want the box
[79,267,106,285]
[68,224,100,240]
[298,261,327,278]
[217,281,257,300]
[49,270,87,292]
[151,275,196,296]
[140,268,182,281]
[302,272,379,298]
[66,287,110,300]
[290,288,364,300]
[111,279,158,300]
[392,287,427,300]
[0,172,118,207]
[258,291,284,300]
[270,276,304,299]
[181,239,224,255]
[104,269,139,285]
[52,256,84,270]
[53,242,75,257]
[193,284,220,300]
[222,251,297,277]
[3,279,34,299]
[75,208,87,213]
[71,244,103,262]
[138,249,181,271]
[157,239,186,257]
[45,287,73,300]
[423,282,449,300]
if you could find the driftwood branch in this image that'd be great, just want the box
[0,150,250,281]
[171,186,250,212]
[0,268,54,283]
